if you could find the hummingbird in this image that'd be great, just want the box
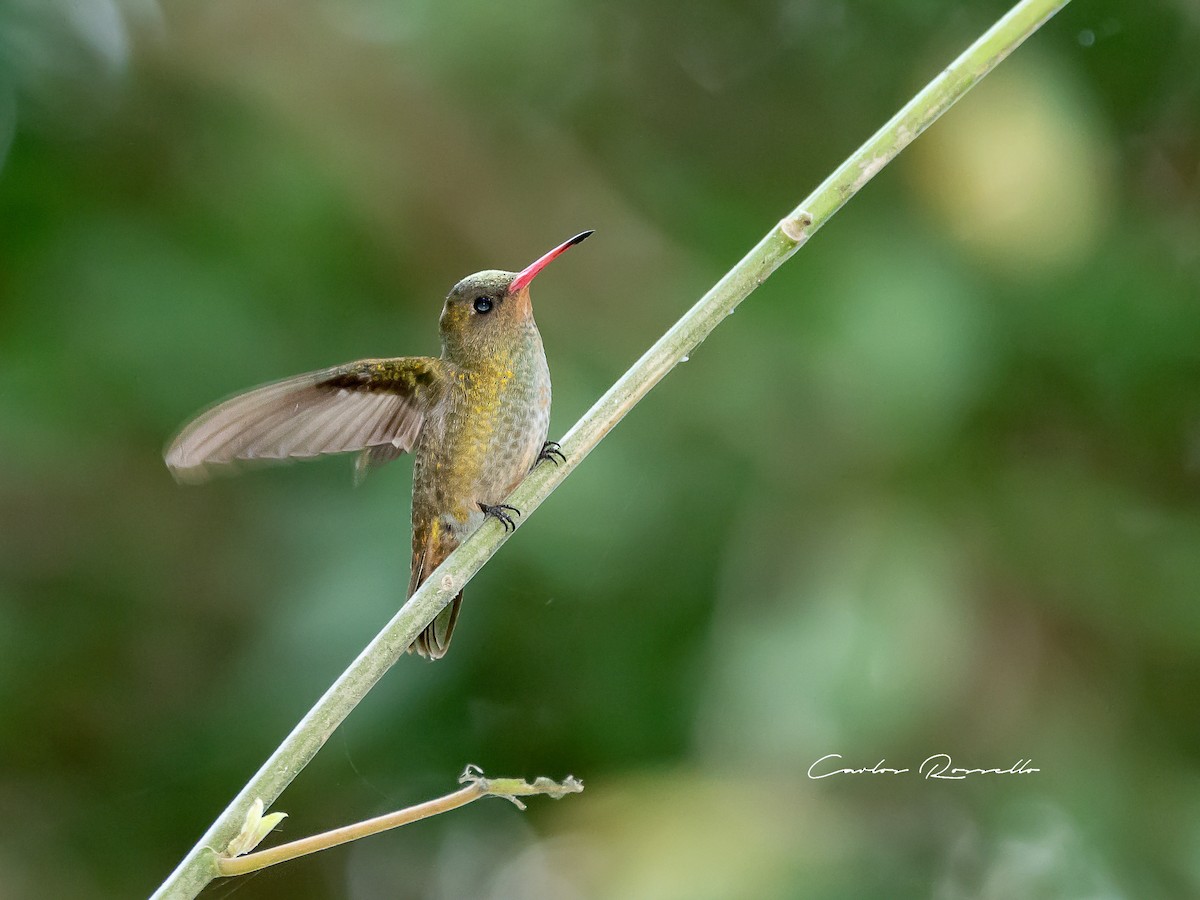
[165,231,592,659]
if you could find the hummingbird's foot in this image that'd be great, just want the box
[537,441,566,466]
[479,502,522,533]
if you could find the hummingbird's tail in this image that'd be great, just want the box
[413,592,462,659]
[407,520,462,660]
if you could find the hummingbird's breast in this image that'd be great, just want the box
[412,324,550,534]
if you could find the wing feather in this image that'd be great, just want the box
[165,358,444,483]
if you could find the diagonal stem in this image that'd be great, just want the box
[151,0,1071,895]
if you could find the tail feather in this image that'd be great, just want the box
[413,592,462,659]
[407,520,462,660]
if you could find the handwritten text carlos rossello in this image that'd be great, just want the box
[807,754,1040,780]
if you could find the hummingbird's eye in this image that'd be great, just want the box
[472,296,494,314]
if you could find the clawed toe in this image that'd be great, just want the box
[479,502,522,532]
[537,441,566,465]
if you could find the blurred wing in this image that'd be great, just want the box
[165,357,445,483]
[353,442,410,486]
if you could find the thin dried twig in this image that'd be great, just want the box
[216,766,583,878]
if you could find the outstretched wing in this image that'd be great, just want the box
[164,357,444,483]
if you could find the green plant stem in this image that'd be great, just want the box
[152,0,1070,895]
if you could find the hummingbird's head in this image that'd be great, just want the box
[438,231,592,363]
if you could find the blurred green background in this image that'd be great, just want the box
[2,0,1199,897]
